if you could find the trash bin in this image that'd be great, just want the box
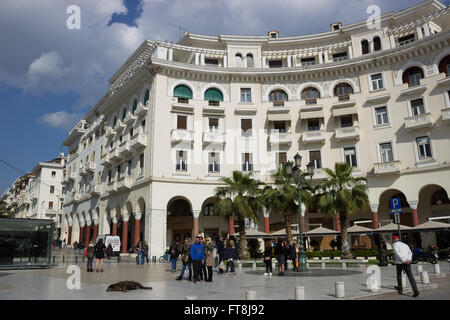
[378,249,388,267]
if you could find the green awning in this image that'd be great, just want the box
[204,88,223,102]
[174,85,193,99]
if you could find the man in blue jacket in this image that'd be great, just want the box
[190,235,205,283]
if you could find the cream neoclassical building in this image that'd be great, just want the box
[61,0,450,257]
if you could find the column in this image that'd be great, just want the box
[200,53,205,65]
[408,201,419,227]
[287,55,292,67]
[67,225,72,245]
[370,204,379,229]
[228,217,235,235]
[416,26,423,40]
[262,56,266,68]
[192,210,200,238]
[133,212,142,252]
[335,214,341,232]
[323,50,329,63]
[223,54,227,68]
[85,220,92,247]
[79,222,85,244]
[121,215,129,253]
[148,208,166,259]
[168,48,173,61]
[389,35,396,49]
[194,52,200,65]
[348,45,354,59]
[318,51,323,64]
[263,208,270,233]
[112,217,118,236]
[93,220,99,241]
[422,23,430,37]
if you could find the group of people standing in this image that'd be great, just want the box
[85,238,107,272]
[267,237,301,276]
[134,240,150,265]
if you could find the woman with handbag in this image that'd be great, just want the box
[263,240,273,276]
[205,237,215,282]
[176,238,192,281]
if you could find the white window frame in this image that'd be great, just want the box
[368,72,385,92]
[173,149,190,174]
[341,145,360,169]
[371,104,390,128]
[207,152,221,174]
[241,152,254,172]
[407,96,428,117]
[307,149,323,170]
[206,116,221,133]
[376,139,396,163]
[239,87,253,104]
[412,134,435,164]
[444,89,450,108]
[239,117,254,138]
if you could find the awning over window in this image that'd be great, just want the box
[332,106,358,117]
[300,110,324,120]
[174,85,193,99]
[268,113,291,121]
[204,88,223,102]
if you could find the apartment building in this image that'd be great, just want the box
[61,0,450,257]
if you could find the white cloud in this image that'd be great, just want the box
[37,111,83,130]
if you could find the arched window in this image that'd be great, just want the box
[361,40,370,55]
[438,55,450,76]
[235,53,242,67]
[143,90,150,105]
[112,116,117,128]
[173,85,193,103]
[269,90,288,106]
[402,67,424,87]
[301,87,321,105]
[131,99,137,115]
[334,83,354,101]
[246,54,254,68]
[373,36,381,51]
[168,199,191,216]
[204,88,223,106]
[203,203,216,216]
[121,108,127,121]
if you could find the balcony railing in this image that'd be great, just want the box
[268,131,292,145]
[404,113,433,130]
[171,129,194,143]
[118,141,132,157]
[100,154,111,167]
[109,148,122,163]
[335,126,359,140]
[203,131,225,145]
[374,161,401,175]
[134,103,148,117]
[302,131,325,144]
[130,133,147,151]
[116,177,133,191]
[442,108,450,123]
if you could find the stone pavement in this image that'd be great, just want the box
[0,258,449,300]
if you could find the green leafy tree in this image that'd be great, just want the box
[316,163,369,259]
[214,171,263,260]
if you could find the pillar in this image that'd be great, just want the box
[408,201,419,227]
[416,26,423,40]
[229,217,235,235]
[223,55,227,68]
[287,55,292,67]
[93,220,99,241]
[85,220,92,247]
[348,45,354,59]
[121,215,129,253]
[112,217,117,236]
[324,50,329,63]
[194,52,200,65]
[134,212,142,252]
[264,217,270,234]
[389,35,396,48]
[200,53,205,66]
[422,23,430,37]
[168,48,173,61]
[79,223,85,244]
[262,56,266,68]
[67,225,72,245]
[370,205,379,229]
[193,210,200,238]
[335,214,341,232]
[318,52,323,64]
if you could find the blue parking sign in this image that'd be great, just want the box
[390,197,402,214]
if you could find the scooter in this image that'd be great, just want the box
[412,245,438,264]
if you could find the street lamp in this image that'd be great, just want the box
[285,153,314,272]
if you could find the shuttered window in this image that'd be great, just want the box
[241,119,252,136]
[177,115,187,130]
[277,152,287,166]
[309,151,322,169]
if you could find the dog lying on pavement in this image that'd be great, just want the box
[106,281,153,292]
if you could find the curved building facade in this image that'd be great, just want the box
[61,0,450,257]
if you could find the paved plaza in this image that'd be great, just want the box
[0,251,449,300]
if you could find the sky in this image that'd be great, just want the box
[0,0,448,194]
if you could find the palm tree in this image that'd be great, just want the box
[263,165,314,245]
[316,162,369,259]
[214,171,263,260]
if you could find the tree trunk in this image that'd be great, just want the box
[340,213,352,259]
[238,218,250,260]
[284,212,293,244]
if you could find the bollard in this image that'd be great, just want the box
[321,262,326,269]
[152,256,156,263]
[252,262,256,271]
[420,271,430,285]
[53,256,56,264]
[417,264,423,276]
[185,296,197,300]
[402,273,407,288]
[63,256,65,263]
[246,291,257,300]
[368,277,378,293]
[295,286,305,300]
[75,256,78,264]
[272,261,276,270]
[335,282,345,298]
[433,264,440,274]
[117,255,121,263]
[288,261,292,270]
[306,262,309,269]
[342,262,347,269]
[238,263,242,271]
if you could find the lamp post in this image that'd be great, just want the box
[285,153,314,272]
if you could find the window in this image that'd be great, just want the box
[108,170,112,183]
[332,52,348,62]
[402,67,423,87]
[113,116,117,128]
[301,87,320,104]
[375,106,389,125]
[274,121,286,133]
[398,34,415,46]
[208,118,219,132]
[373,36,381,51]
[417,136,432,159]
[379,142,394,163]
[97,171,101,185]
[242,153,253,171]
[309,151,322,169]
[361,40,370,55]
[173,85,193,103]
[276,152,287,166]
[203,203,215,216]
[131,99,138,115]
[268,60,282,68]
[246,54,254,68]
[139,154,144,175]
[308,119,320,131]
[240,88,251,103]
[241,119,252,136]
[410,98,425,116]
[177,115,187,130]
[176,151,187,172]
[121,108,127,121]
[143,90,150,105]
[48,202,53,210]
[371,73,384,91]
[344,147,357,167]
[208,152,220,173]
[341,115,353,128]
[141,120,146,133]
[117,165,121,180]
[334,83,353,101]
[50,186,55,194]
[51,171,56,178]
[130,128,134,137]
[301,57,316,67]
[127,160,132,176]
[204,88,223,106]
[235,53,242,67]
[269,90,288,106]
[119,135,123,144]
[438,55,450,76]
[205,58,218,66]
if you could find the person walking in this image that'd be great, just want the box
[263,240,273,277]
[205,237,215,282]
[169,240,181,272]
[215,236,225,274]
[72,241,78,255]
[274,237,286,276]
[224,240,235,273]
[142,241,149,264]
[392,236,419,297]
[86,239,95,272]
[177,238,192,281]
[190,236,205,283]
[199,236,208,280]
[282,238,289,270]
[94,238,106,273]
[135,240,144,265]
[290,240,297,271]
[105,243,113,259]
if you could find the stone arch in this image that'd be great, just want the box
[329,78,360,97]
[201,197,218,216]
[166,196,193,245]
[201,83,228,102]
[263,84,292,102]
[394,61,428,85]
[140,85,151,105]
[167,196,193,216]
[432,48,450,75]
[169,80,196,99]
[298,82,325,99]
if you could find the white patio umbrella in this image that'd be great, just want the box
[411,220,450,231]
[305,226,339,236]
[232,229,271,238]
[347,225,373,234]
[373,222,413,232]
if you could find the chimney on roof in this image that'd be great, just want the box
[268,30,279,39]
[331,22,342,31]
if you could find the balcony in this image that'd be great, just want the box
[89,185,102,196]
[118,141,132,158]
[134,103,148,117]
[107,181,117,194]
[100,154,111,167]
[404,113,433,130]
[105,127,115,140]
[302,131,325,144]
[79,167,87,176]
[374,161,401,175]
[335,126,360,141]
[399,84,427,97]
[124,114,137,125]
[74,194,81,202]
[171,129,194,144]
[203,131,225,145]
[113,122,126,134]
[130,133,147,151]
[116,176,133,192]
[311,168,328,180]
[109,148,122,163]
[45,209,62,215]
[268,131,292,146]
[442,108,450,123]
[85,162,96,173]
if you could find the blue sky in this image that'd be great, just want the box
[0,0,448,194]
